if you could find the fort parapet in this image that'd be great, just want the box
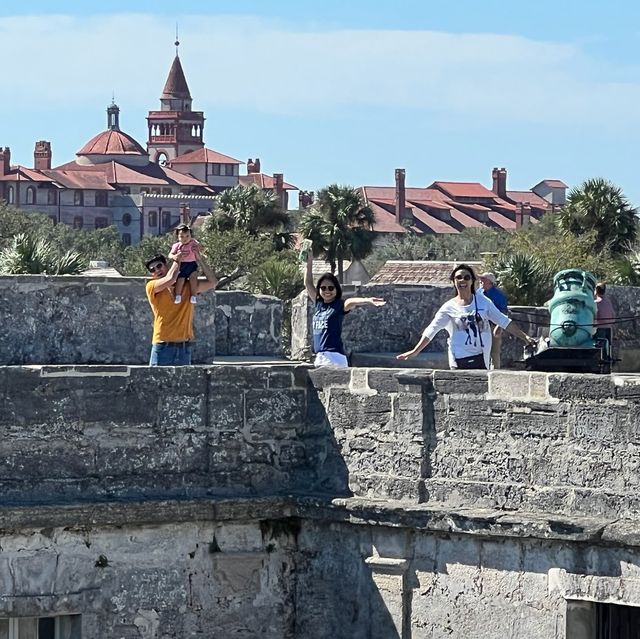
[2,364,640,637]
[0,275,282,364]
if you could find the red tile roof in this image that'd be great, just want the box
[169,148,243,165]
[410,207,459,234]
[507,190,550,208]
[447,206,485,228]
[77,129,147,156]
[43,169,115,190]
[538,179,567,188]
[239,173,297,190]
[0,167,52,182]
[487,210,516,230]
[367,202,411,233]
[51,158,210,189]
[430,181,498,199]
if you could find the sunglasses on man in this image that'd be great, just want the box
[320,285,335,292]
[148,263,164,273]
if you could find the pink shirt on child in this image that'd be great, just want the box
[170,239,201,263]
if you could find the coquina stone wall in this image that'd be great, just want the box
[3,364,640,637]
[292,283,640,371]
[0,276,282,364]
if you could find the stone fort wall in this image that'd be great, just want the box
[0,275,283,364]
[292,284,640,370]
[2,364,640,637]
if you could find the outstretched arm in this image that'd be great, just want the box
[397,333,431,360]
[304,251,316,301]
[344,296,386,312]
[151,260,180,294]
[195,255,219,294]
[504,321,537,347]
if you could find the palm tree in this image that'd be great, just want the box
[213,185,291,237]
[299,184,376,282]
[0,233,87,275]
[493,252,554,306]
[558,178,638,254]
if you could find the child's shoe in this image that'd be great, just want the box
[190,295,197,304]
[174,294,182,304]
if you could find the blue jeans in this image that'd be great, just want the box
[149,342,192,366]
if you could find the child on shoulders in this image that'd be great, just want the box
[168,223,202,304]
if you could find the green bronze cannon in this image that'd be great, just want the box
[525,268,612,373]
[547,269,597,347]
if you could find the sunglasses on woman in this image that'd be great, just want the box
[320,285,335,291]
[454,274,472,281]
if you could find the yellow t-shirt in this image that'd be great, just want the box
[145,280,195,344]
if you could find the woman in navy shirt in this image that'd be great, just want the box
[304,250,385,367]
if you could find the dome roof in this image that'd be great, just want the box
[77,129,147,157]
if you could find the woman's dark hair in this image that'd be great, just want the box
[315,272,342,301]
[595,282,606,296]
[450,263,477,292]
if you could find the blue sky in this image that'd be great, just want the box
[2,1,640,203]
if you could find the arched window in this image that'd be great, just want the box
[122,212,132,227]
[26,187,36,205]
[156,151,168,166]
[148,210,158,227]
[7,186,14,204]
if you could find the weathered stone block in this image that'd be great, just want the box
[547,373,615,401]
[433,369,489,395]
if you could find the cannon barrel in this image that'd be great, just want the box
[547,269,597,347]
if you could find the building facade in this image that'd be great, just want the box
[0,48,295,244]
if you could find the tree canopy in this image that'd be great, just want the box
[300,184,376,281]
[558,177,638,254]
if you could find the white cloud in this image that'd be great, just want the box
[0,13,639,129]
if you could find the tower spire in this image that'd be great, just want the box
[175,23,179,55]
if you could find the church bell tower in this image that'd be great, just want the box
[146,40,205,164]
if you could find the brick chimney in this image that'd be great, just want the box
[247,158,261,174]
[34,140,52,170]
[179,202,190,224]
[0,147,10,177]
[273,173,285,210]
[395,168,407,224]
[492,167,507,199]
[515,202,523,228]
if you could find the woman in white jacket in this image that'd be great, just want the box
[397,264,536,370]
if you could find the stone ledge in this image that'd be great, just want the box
[3,495,639,550]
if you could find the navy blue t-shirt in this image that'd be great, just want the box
[313,298,347,353]
[482,286,509,314]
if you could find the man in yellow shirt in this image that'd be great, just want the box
[145,252,218,366]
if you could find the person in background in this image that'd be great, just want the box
[478,272,509,369]
[397,264,536,370]
[145,252,218,366]
[304,250,385,367]
[594,282,616,336]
